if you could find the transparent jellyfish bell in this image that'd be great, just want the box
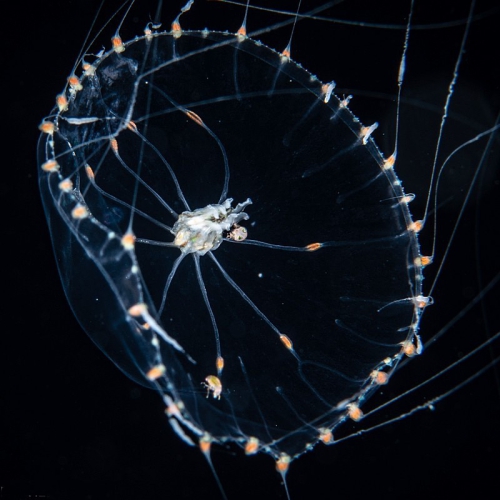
[38,12,429,461]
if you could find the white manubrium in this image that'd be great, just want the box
[172,198,252,255]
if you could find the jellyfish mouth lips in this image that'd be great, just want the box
[172,198,252,255]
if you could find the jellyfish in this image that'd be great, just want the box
[33,1,500,499]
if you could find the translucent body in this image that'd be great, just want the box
[30,0,500,500]
[38,21,427,460]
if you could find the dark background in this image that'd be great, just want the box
[2,0,499,499]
